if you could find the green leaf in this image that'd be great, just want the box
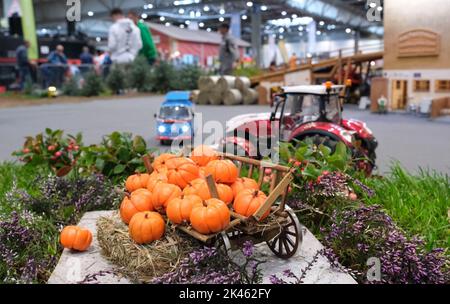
[95,158,105,171]
[109,132,122,147]
[113,164,126,174]
[302,164,321,179]
[117,147,131,162]
[295,146,309,162]
[132,136,147,154]
[319,144,332,157]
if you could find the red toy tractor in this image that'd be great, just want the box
[221,82,378,174]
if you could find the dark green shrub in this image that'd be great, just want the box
[81,72,104,97]
[77,131,151,183]
[149,61,176,93]
[106,65,127,94]
[62,77,81,96]
[128,56,153,92]
[171,65,204,91]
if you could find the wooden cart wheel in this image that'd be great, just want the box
[213,231,232,255]
[266,206,303,259]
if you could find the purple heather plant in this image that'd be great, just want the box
[152,242,264,284]
[17,174,121,226]
[320,205,449,284]
[0,210,58,283]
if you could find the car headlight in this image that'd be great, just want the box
[181,125,190,133]
[158,125,166,133]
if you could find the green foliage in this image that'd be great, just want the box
[77,131,151,183]
[171,65,204,91]
[106,65,127,94]
[12,128,82,176]
[81,72,104,97]
[62,77,81,96]
[233,65,262,78]
[127,56,153,92]
[148,61,176,93]
[360,164,450,251]
[279,139,353,181]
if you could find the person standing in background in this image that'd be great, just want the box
[218,23,239,75]
[108,8,142,64]
[15,40,35,90]
[80,46,94,64]
[289,53,298,70]
[128,10,157,65]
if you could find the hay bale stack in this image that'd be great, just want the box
[217,76,236,92]
[197,91,210,105]
[224,89,243,105]
[209,86,224,105]
[190,90,200,104]
[198,76,220,91]
[97,213,199,283]
[242,88,259,105]
[235,77,251,92]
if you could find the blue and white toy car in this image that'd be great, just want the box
[155,91,194,145]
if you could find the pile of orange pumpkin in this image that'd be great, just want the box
[120,145,270,245]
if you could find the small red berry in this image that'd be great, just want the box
[349,193,358,201]
[322,171,330,176]
[264,168,272,175]
[48,145,56,152]
[55,151,62,157]
[23,148,30,154]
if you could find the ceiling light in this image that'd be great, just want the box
[178,8,185,14]
[206,28,212,32]
[141,13,148,19]
[261,5,268,11]
[345,28,352,34]
[199,22,205,27]
[160,16,166,21]
[242,15,248,20]
[219,8,225,15]
[281,11,287,16]
[219,17,225,22]
[203,5,210,12]
[246,1,253,7]
[87,11,94,17]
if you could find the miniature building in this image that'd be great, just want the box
[381,0,450,110]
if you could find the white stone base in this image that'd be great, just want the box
[48,211,357,284]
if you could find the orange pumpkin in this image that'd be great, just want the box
[190,145,219,166]
[60,226,92,252]
[152,153,176,172]
[125,173,151,192]
[233,189,270,221]
[198,167,207,179]
[120,189,153,224]
[166,194,203,224]
[165,157,200,189]
[231,177,259,197]
[151,183,182,212]
[205,160,238,184]
[146,171,168,192]
[129,211,165,244]
[183,178,234,205]
[190,199,230,234]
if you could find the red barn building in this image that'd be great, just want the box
[147,22,250,67]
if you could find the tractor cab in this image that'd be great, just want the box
[271,83,347,141]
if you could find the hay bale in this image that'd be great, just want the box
[224,89,243,105]
[190,90,200,103]
[197,91,210,105]
[217,76,236,92]
[97,212,199,283]
[209,86,224,105]
[198,76,220,91]
[256,85,269,105]
[243,88,259,105]
[235,77,251,92]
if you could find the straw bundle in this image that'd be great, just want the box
[197,91,210,105]
[209,86,224,105]
[242,88,259,105]
[198,76,220,91]
[217,76,236,92]
[97,212,199,283]
[235,77,251,92]
[190,90,200,104]
[224,89,243,105]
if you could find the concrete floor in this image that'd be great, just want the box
[0,95,449,174]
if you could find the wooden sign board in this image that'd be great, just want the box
[398,29,440,58]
